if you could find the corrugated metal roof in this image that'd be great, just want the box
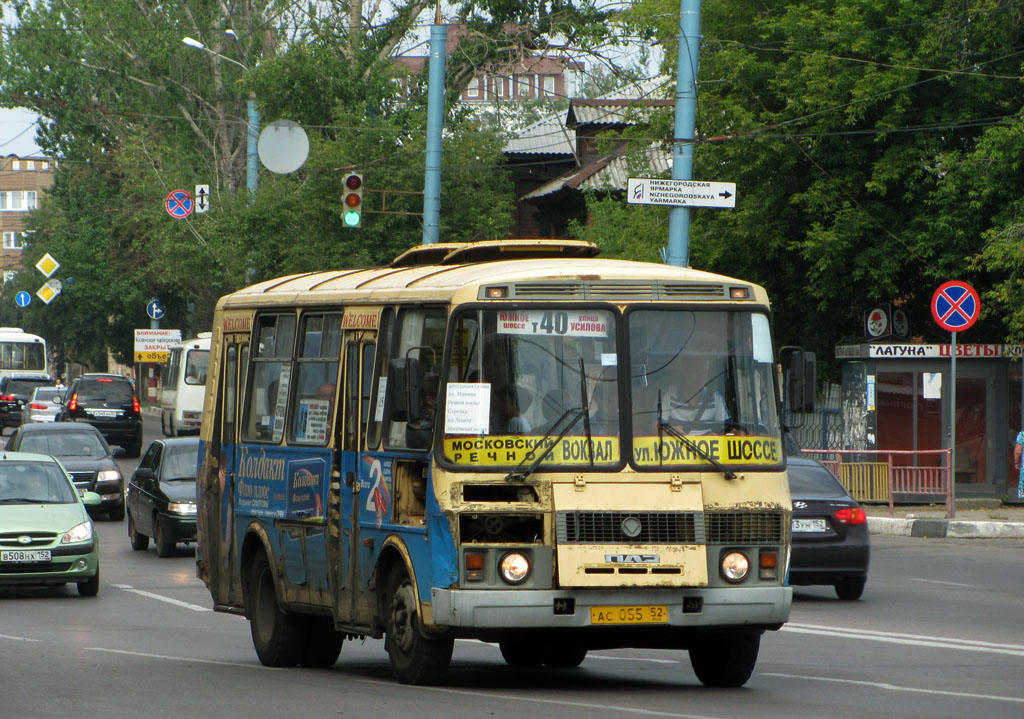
[519,145,672,201]
[567,100,674,128]
[503,113,575,156]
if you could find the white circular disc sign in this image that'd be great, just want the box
[258,119,309,174]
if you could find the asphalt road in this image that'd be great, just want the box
[2,415,1023,718]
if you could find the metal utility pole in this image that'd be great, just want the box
[422,4,447,245]
[665,0,703,267]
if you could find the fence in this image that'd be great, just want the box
[802,448,954,519]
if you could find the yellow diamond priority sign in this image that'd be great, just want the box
[36,278,62,304]
[36,253,60,278]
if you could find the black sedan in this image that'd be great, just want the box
[787,456,870,600]
[126,437,199,557]
[4,422,126,520]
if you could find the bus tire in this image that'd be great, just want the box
[247,552,306,667]
[689,631,760,687]
[384,564,453,684]
[300,615,344,668]
[544,642,587,668]
[499,641,545,667]
[160,412,169,437]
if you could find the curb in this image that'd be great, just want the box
[868,516,1024,539]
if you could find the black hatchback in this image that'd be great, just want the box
[787,457,871,600]
[57,374,143,458]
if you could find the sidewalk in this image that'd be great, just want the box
[865,500,1024,539]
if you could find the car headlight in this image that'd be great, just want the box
[721,551,750,583]
[498,552,530,584]
[97,469,122,482]
[168,501,198,515]
[62,521,94,544]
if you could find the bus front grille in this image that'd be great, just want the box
[556,510,784,545]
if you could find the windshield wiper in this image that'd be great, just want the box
[657,391,736,479]
[504,407,587,482]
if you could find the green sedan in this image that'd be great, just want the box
[0,451,101,596]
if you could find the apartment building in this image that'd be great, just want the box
[0,153,53,282]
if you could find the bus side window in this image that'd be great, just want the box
[289,313,341,445]
[242,314,296,443]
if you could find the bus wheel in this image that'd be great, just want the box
[689,632,760,687]
[300,615,344,668]
[160,413,169,437]
[499,641,545,667]
[247,552,306,667]
[544,642,587,668]
[384,564,453,684]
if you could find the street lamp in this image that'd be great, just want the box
[182,36,258,195]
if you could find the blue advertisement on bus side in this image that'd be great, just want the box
[235,445,328,520]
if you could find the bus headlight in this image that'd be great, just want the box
[498,552,530,584]
[721,552,750,583]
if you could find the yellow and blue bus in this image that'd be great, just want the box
[196,239,802,686]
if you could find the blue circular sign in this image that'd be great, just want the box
[165,189,193,218]
[931,281,979,332]
[147,299,166,320]
[15,291,31,307]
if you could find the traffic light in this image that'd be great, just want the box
[342,173,363,227]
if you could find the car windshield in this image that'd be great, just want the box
[162,444,198,480]
[0,461,77,503]
[19,432,107,458]
[787,462,850,498]
[77,378,133,402]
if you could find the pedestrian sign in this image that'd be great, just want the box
[165,189,194,218]
[931,281,979,332]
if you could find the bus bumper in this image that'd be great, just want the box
[430,585,791,630]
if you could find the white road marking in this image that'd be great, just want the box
[354,678,727,718]
[111,583,211,612]
[88,646,279,669]
[762,672,1024,705]
[908,577,975,587]
[783,622,1024,657]
[0,633,41,642]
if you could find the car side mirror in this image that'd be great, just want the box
[112,446,127,459]
[133,467,154,480]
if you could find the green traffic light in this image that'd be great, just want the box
[343,210,361,227]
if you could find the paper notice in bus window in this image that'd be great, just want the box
[296,398,330,442]
[496,310,609,337]
[374,377,388,422]
[444,382,490,435]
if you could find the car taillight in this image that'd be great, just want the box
[834,507,867,525]
[30,403,46,410]
[0,394,13,401]
[132,396,140,413]
[68,393,78,411]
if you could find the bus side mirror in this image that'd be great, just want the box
[787,350,816,413]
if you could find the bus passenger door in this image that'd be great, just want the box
[335,331,375,628]
[214,341,246,606]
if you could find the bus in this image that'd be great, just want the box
[197,239,811,687]
[160,332,211,436]
[0,327,48,379]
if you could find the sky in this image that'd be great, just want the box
[0,107,43,156]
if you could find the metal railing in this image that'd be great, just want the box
[801,448,954,519]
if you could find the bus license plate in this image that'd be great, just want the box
[792,518,827,533]
[1,550,51,563]
[590,605,668,625]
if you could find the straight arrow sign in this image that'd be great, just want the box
[627,178,737,208]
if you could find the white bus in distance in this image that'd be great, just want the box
[160,332,210,436]
[0,327,47,379]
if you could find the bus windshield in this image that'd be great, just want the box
[0,341,46,372]
[443,308,620,468]
[441,307,782,471]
